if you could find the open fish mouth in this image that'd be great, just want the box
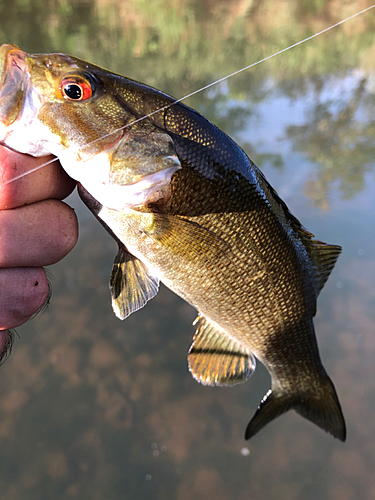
[0,44,26,77]
[0,44,28,129]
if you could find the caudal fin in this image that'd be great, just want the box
[245,375,346,441]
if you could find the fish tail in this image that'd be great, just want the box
[245,375,346,441]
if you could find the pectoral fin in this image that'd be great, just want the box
[110,245,159,319]
[140,212,227,260]
[188,315,256,386]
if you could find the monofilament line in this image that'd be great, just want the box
[84,3,375,145]
[2,3,375,186]
[0,155,59,184]
[179,3,375,102]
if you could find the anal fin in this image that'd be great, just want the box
[188,315,256,386]
[110,245,159,319]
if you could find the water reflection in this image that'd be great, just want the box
[0,1,375,499]
[286,72,375,209]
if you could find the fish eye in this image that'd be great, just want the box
[60,76,93,101]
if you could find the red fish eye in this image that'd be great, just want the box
[60,78,93,101]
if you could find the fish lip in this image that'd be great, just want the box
[0,45,35,139]
[0,44,27,89]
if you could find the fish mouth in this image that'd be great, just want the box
[1,43,25,67]
[0,44,28,129]
[0,44,27,92]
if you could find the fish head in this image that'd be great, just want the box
[0,44,181,210]
[0,44,131,155]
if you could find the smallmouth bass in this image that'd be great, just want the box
[0,44,346,441]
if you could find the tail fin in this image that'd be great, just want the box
[245,376,346,441]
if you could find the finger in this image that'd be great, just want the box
[0,267,50,329]
[0,199,79,267]
[0,146,76,209]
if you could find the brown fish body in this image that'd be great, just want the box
[0,44,345,440]
[83,107,344,440]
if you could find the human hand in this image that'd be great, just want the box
[0,145,78,363]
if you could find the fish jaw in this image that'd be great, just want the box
[0,44,60,156]
[0,45,28,131]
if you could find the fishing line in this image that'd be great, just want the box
[2,3,375,186]
[0,154,59,183]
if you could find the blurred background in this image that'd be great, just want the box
[0,1,375,499]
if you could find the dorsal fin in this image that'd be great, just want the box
[110,245,159,319]
[301,238,341,295]
[188,315,256,386]
[255,168,341,295]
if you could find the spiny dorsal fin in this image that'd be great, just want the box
[188,315,256,386]
[110,245,159,320]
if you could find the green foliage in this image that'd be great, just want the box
[0,0,374,203]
